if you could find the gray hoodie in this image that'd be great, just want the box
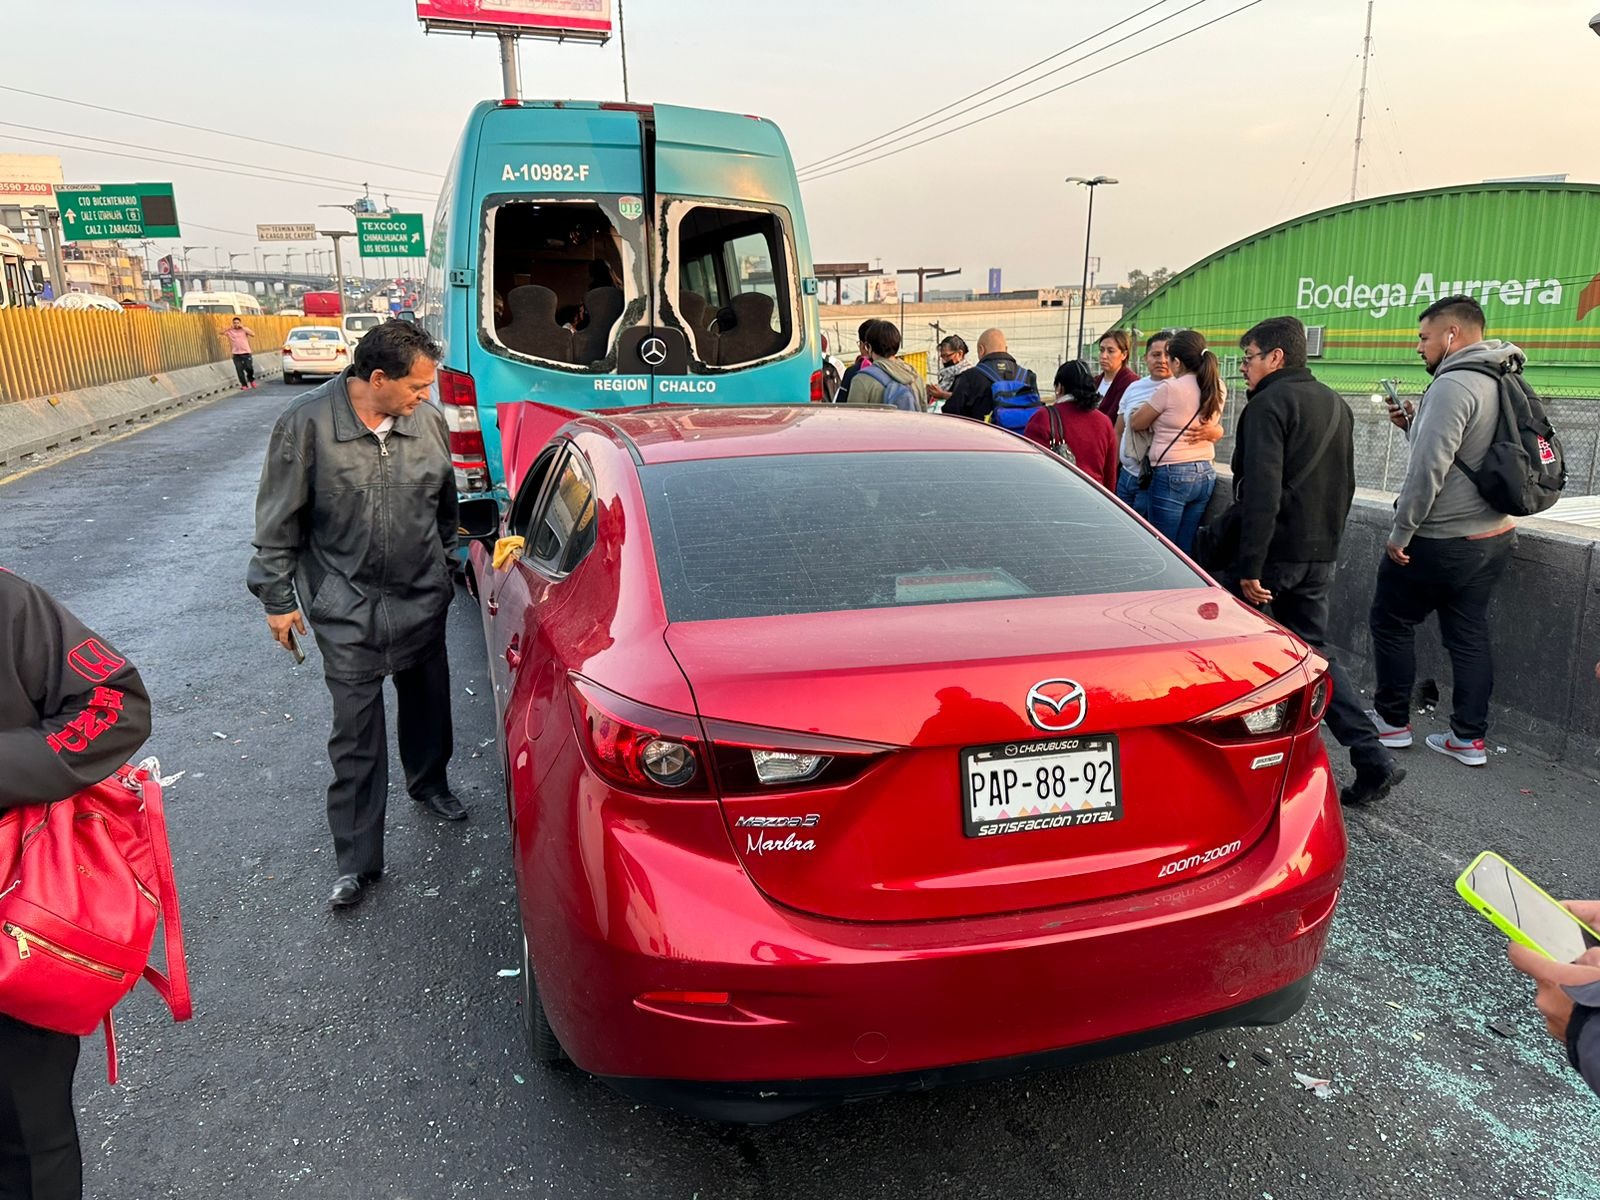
[845,355,928,412]
[1390,338,1520,546]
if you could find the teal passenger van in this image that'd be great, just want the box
[420,99,824,522]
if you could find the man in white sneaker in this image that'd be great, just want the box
[1367,295,1517,767]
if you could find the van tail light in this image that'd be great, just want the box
[436,366,490,493]
[809,369,825,403]
[702,718,891,794]
[1193,666,1322,743]
[567,676,712,797]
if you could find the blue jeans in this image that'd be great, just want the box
[1147,461,1215,555]
[1114,465,1149,517]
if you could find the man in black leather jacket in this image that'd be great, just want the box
[247,321,465,910]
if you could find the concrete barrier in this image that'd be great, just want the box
[1204,473,1600,762]
[0,350,282,468]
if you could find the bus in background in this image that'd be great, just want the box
[420,99,823,530]
[181,290,264,316]
[0,231,39,309]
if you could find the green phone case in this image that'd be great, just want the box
[1455,850,1600,960]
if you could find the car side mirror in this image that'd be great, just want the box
[457,497,501,541]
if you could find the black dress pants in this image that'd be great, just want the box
[231,353,255,385]
[322,650,454,877]
[0,1014,81,1200]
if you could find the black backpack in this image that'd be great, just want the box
[1437,359,1565,516]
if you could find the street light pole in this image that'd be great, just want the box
[1064,175,1118,361]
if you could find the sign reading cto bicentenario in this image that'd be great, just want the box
[53,182,179,242]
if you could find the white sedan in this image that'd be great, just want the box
[281,326,352,383]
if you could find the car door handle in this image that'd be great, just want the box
[486,597,499,616]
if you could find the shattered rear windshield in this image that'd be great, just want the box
[641,450,1200,621]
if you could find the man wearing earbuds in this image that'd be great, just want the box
[1366,295,1519,769]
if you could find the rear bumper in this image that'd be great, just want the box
[282,357,346,376]
[604,975,1313,1123]
[528,739,1346,1116]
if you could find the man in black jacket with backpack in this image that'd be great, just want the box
[1224,316,1402,806]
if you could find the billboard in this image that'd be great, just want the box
[0,154,64,211]
[416,0,611,40]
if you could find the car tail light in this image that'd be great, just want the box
[436,366,490,493]
[809,369,825,403]
[1194,670,1314,742]
[567,676,711,797]
[1301,670,1332,731]
[702,718,890,794]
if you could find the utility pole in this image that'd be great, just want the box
[618,0,631,101]
[895,266,960,304]
[320,230,354,315]
[32,207,68,302]
[498,31,522,101]
[1351,0,1374,202]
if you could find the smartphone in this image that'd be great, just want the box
[1380,380,1410,428]
[1456,851,1600,961]
[285,629,306,666]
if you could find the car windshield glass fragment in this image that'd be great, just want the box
[642,451,1201,621]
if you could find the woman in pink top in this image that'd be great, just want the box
[1127,329,1225,554]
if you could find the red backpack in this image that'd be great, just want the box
[0,760,191,1083]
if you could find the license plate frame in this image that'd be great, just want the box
[961,734,1122,838]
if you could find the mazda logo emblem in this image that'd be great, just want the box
[1026,678,1087,732]
[640,337,668,366]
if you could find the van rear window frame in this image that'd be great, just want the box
[478,193,645,376]
[662,197,803,372]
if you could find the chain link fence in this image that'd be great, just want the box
[1208,352,1600,496]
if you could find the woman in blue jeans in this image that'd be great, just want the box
[1128,329,1224,555]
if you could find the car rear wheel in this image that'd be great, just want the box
[284,371,299,384]
[520,929,565,1064]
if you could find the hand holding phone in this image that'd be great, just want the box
[1457,851,1600,961]
[285,629,306,665]
[1380,380,1412,430]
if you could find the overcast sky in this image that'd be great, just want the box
[5,0,1596,289]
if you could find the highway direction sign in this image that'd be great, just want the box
[356,213,425,258]
[257,223,317,242]
[53,182,179,242]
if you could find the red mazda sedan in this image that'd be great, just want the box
[469,403,1346,1120]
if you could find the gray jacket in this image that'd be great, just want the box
[1390,339,1520,546]
[846,355,928,411]
[246,371,458,683]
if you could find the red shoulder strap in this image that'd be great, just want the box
[134,772,192,1022]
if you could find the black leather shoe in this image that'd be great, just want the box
[328,869,383,909]
[414,790,468,821]
[1341,765,1406,807]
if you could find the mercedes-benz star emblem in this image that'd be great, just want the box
[1026,678,1087,732]
[640,337,668,366]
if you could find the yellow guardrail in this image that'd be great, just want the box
[0,310,339,404]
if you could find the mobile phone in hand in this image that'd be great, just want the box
[1457,851,1600,961]
[285,629,306,665]
[1380,380,1410,428]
